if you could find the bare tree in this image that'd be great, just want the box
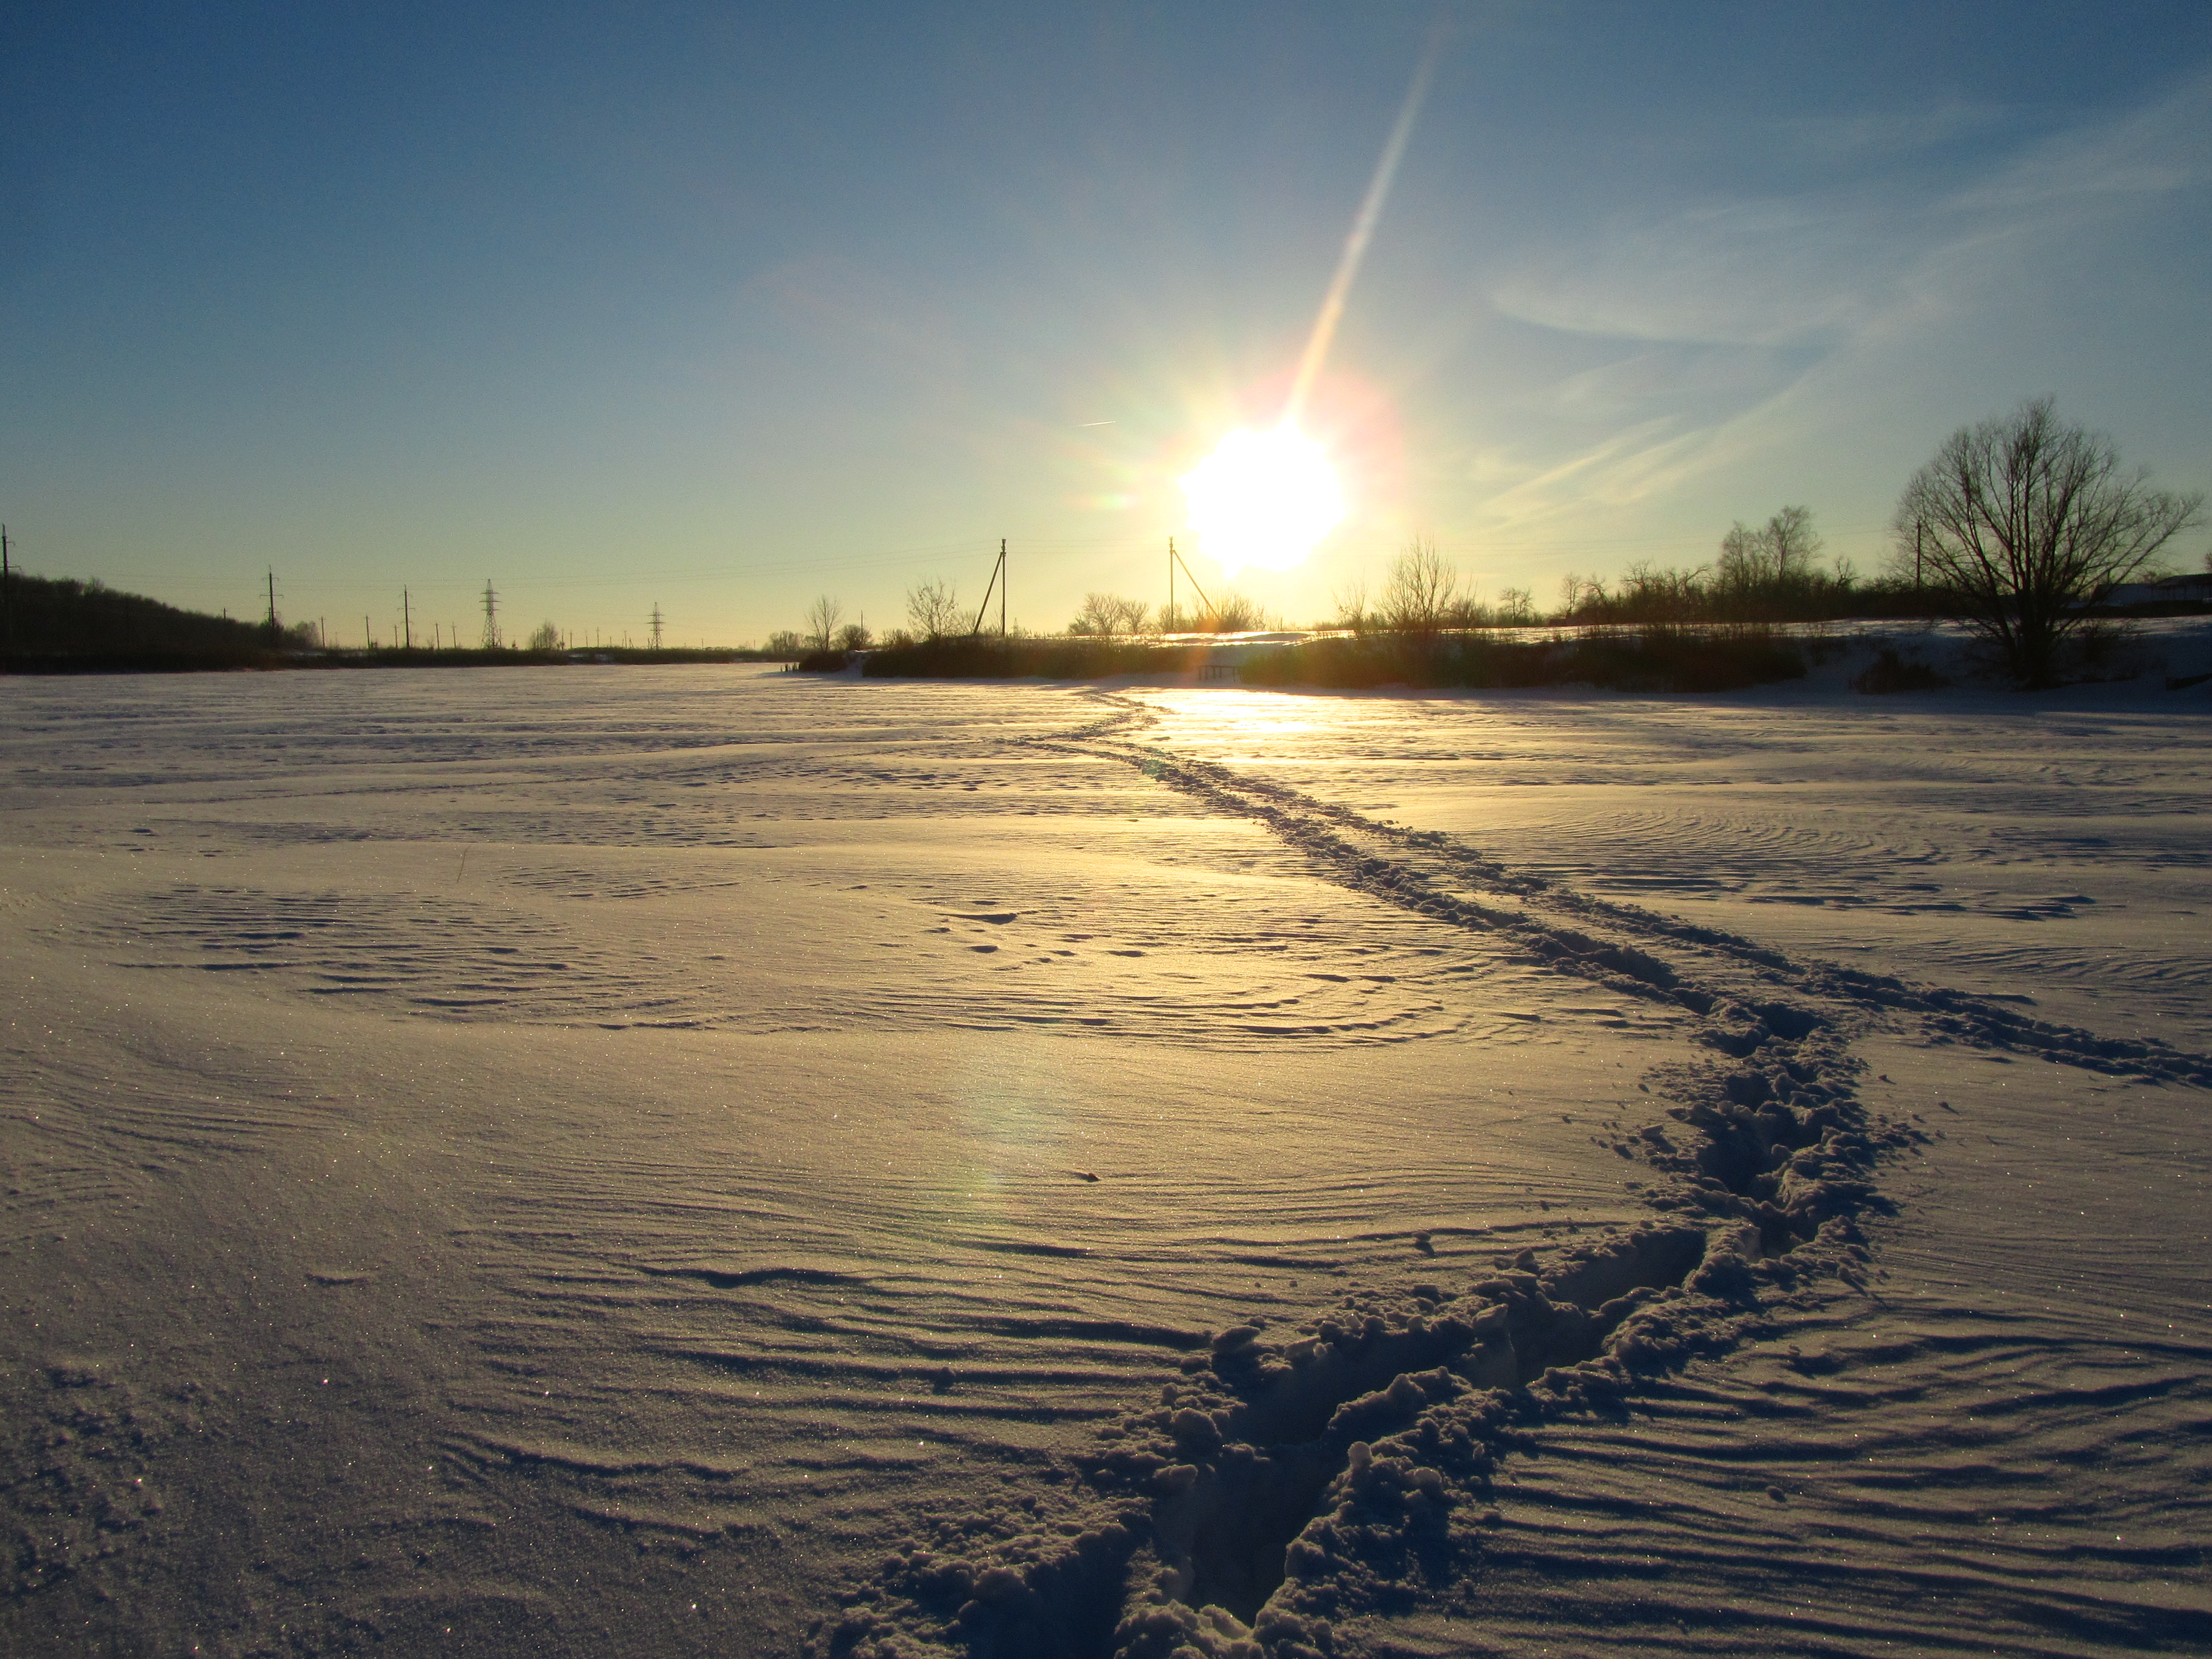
[1067,592,1150,635]
[1495,586,1535,627]
[805,594,844,654]
[1894,398,2203,688]
[1617,560,1705,625]
[1717,506,1820,590]
[526,620,561,651]
[905,579,962,641]
[1558,571,1606,621]
[1380,539,1459,635]
[1208,592,1267,631]
[836,620,873,651]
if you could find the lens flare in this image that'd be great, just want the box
[1179,426,1346,579]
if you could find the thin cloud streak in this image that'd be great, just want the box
[1463,68,2212,539]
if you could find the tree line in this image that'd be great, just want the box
[800,400,2204,689]
[1047,399,2209,689]
[9,400,2199,686]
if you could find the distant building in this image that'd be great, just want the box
[2154,571,2212,603]
[2094,572,2212,608]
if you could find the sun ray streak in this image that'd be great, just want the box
[1282,27,1447,429]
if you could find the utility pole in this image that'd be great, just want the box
[649,603,664,651]
[481,581,500,649]
[1914,523,1924,590]
[2,524,12,670]
[968,540,1009,639]
[1168,537,1176,632]
[1166,539,1217,631]
[265,569,280,646]
[402,588,413,650]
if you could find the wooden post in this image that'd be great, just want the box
[968,542,1007,639]
[1169,543,1218,631]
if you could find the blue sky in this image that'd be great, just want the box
[5,2,2209,644]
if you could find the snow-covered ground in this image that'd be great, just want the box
[2,662,2205,1657]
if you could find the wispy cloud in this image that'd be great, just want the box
[1488,198,1900,348]
[1465,68,2212,534]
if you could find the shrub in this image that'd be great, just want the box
[1850,646,1950,694]
[1239,628,1806,693]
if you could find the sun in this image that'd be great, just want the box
[1179,424,1346,579]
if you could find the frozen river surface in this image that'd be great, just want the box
[2,666,2206,1657]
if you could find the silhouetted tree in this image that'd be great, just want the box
[1559,571,1607,621]
[1718,505,1819,589]
[805,595,844,654]
[905,580,963,640]
[1894,398,2203,687]
[1067,593,1150,635]
[1380,539,1459,635]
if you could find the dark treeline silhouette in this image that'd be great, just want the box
[2,571,292,670]
[0,571,796,672]
[1547,508,1943,628]
[848,622,1815,693]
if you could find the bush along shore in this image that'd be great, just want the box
[850,627,1817,694]
[1236,628,1813,693]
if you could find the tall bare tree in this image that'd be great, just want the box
[1894,398,2202,688]
[1717,505,1820,591]
[805,594,844,654]
[1380,539,1459,635]
[904,579,962,641]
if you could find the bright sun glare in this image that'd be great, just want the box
[1179,424,1346,580]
